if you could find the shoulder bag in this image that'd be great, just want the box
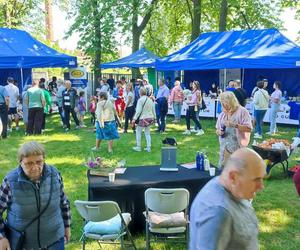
[135,98,148,125]
[4,167,53,250]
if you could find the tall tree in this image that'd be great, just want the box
[219,0,228,31]
[190,0,202,41]
[67,0,119,84]
[45,0,54,41]
[118,0,159,78]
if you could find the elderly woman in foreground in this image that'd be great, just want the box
[0,141,71,249]
[216,91,252,167]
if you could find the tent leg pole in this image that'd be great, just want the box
[20,68,24,89]
[223,69,227,91]
[241,68,245,87]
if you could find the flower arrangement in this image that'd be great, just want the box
[85,156,103,169]
[84,151,118,171]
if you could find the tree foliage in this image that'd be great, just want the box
[0,0,37,28]
[144,0,285,56]
[67,0,119,77]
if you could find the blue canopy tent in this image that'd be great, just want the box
[156,29,300,95]
[100,47,159,69]
[0,28,77,89]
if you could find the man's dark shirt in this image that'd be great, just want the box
[234,88,247,107]
[48,81,57,93]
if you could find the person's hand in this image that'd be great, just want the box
[64,227,71,243]
[131,120,136,127]
[0,237,11,250]
[216,129,224,136]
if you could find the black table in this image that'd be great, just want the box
[252,145,290,178]
[88,165,215,233]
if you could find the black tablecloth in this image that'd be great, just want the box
[88,165,216,233]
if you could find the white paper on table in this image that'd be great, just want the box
[114,168,126,174]
[181,162,196,169]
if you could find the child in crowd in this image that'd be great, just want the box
[78,91,86,127]
[89,96,97,125]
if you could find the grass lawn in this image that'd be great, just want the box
[0,114,300,249]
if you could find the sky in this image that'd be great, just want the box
[53,7,300,53]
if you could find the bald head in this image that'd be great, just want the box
[220,148,266,200]
[223,148,264,173]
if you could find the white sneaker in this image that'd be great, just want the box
[254,132,259,136]
[191,128,197,133]
[15,126,20,131]
[182,130,191,135]
[133,146,141,152]
[253,134,262,139]
[196,129,204,136]
[266,131,275,135]
[144,147,151,152]
[91,146,100,151]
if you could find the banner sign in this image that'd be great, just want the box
[69,67,88,88]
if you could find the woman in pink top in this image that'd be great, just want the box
[183,81,204,136]
[216,91,252,167]
[267,81,282,135]
[169,80,184,123]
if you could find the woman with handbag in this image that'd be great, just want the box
[0,141,71,250]
[267,81,282,135]
[183,81,204,136]
[132,87,156,152]
[216,92,253,167]
[92,91,119,153]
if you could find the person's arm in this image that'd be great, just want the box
[0,178,12,249]
[58,173,71,243]
[192,206,232,250]
[133,98,143,120]
[41,91,46,107]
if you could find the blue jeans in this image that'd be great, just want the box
[254,109,266,135]
[173,102,182,121]
[156,113,166,132]
[269,103,280,133]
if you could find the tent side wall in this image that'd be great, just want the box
[0,68,32,91]
[183,68,300,97]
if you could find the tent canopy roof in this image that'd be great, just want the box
[0,28,77,68]
[100,47,159,69]
[156,28,300,71]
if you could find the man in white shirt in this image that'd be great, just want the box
[5,77,20,131]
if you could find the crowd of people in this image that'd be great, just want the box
[0,74,299,250]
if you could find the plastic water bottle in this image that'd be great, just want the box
[196,151,201,170]
[204,155,210,171]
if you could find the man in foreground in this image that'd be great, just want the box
[190,148,266,250]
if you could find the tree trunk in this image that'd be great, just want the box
[4,3,11,27]
[45,0,54,41]
[191,0,201,42]
[92,0,101,89]
[131,2,141,79]
[219,0,228,31]
[131,0,158,79]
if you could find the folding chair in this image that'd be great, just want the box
[74,200,136,250]
[144,188,190,250]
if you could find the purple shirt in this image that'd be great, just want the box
[156,85,170,99]
[271,89,282,104]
